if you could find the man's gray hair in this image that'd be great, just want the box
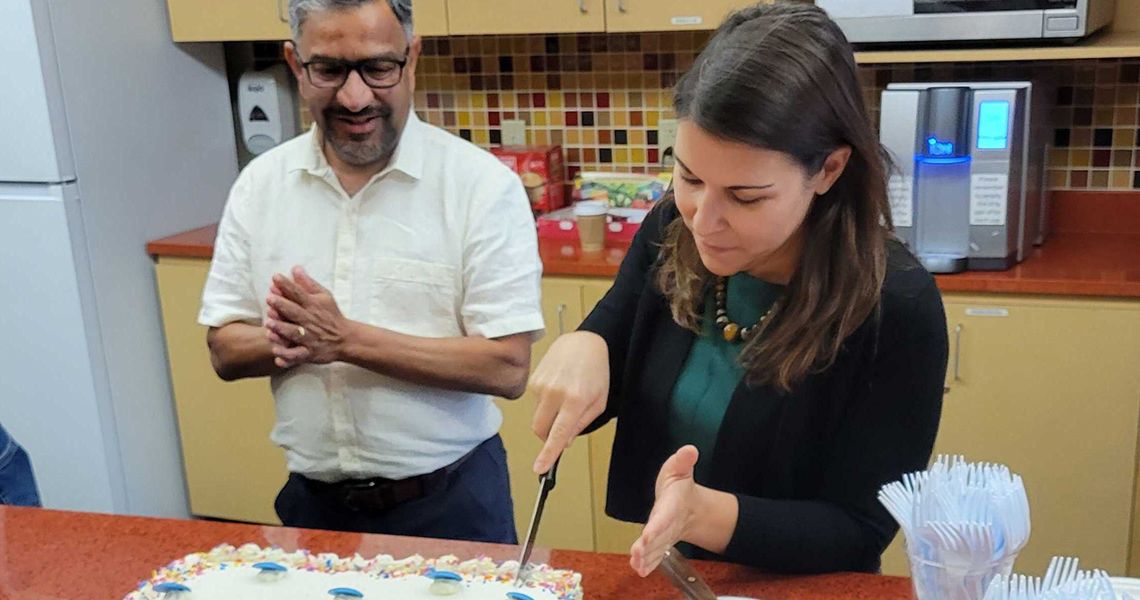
[289,0,413,40]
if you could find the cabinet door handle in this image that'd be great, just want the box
[944,323,964,394]
[578,0,588,13]
[618,0,628,12]
[557,304,567,336]
[952,323,964,382]
[278,0,289,23]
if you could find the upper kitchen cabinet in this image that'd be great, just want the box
[446,0,606,35]
[414,0,449,37]
[166,0,448,42]
[605,0,760,32]
[167,0,290,42]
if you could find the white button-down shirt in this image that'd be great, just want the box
[199,112,544,482]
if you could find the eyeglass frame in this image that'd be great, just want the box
[294,47,411,90]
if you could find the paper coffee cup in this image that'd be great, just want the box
[574,201,608,252]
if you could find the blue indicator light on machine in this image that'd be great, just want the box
[977,100,1010,150]
[925,136,956,157]
[916,156,971,165]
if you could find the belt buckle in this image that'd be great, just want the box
[342,480,384,513]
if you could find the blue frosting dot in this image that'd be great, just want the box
[428,569,463,582]
[253,562,287,572]
[506,593,535,600]
[328,587,364,598]
[154,582,191,593]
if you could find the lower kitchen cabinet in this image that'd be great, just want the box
[156,257,286,525]
[881,294,1140,577]
[156,260,1140,571]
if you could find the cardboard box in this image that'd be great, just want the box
[491,145,567,214]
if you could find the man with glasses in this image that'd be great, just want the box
[198,0,542,544]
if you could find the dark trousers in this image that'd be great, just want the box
[275,434,517,544]
[0,423,41,507]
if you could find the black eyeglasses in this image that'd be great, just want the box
[297,51,409,90]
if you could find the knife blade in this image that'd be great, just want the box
[659,545,719,600]
[513,456,561,586]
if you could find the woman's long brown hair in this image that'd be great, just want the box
[657,2,893,392]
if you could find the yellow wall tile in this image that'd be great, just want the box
[472,93,486,109]
[473,112,487,126]
[615,148,630,164]
[1047,170,1068,188]
[1111,169,1132,188]
[535,131,551,145]
[583,130,597,145]
[534,111,548,126]
[1115,128,1137,147]
[1070,149,1091,168]
[458,112,471,127]
[631,130,647,145]
[1094,107,1114,126]
[1048,148,1069,167]
[646,111,660,127]
[631,148,647,164]
[613,92,628,108]
[549,92,564,109]
[474,129,490,145]
[613,111,629,127]
[567,130,581,144]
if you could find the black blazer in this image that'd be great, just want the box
[579,201,948,574]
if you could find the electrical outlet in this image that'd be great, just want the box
[657,118,678,167]
[502,119,527,146]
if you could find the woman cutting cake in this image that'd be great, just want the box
[530,2,948,576]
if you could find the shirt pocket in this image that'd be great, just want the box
[370,257,462,338]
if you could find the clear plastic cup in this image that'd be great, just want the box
[908,551,1017,600]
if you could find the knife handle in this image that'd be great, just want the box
[659,546,719,600]
[542,456,561,490]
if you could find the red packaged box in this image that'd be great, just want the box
[491,145,567,214]
[536,206,648,244]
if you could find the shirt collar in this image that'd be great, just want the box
[288,107,425,182]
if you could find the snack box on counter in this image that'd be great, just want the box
[537,206,649,243]
[575,171,671,208]
[491,145,567,214]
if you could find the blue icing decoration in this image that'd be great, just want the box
[154,582,191,593]
[507,593,535,600]
[428,570,463,582]
[329,587,364,598]
[253,562,287,572]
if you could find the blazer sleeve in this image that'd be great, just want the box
[722,280,948,573]
[577,201,674,432]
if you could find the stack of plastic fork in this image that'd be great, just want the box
[879,455,1032,600]
[983,556,1128,600]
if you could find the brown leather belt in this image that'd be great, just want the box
[297,446,479,513]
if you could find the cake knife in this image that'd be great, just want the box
[514,455,561,586]
[659,545,720,600]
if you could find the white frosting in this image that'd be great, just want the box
[123,545,583,600]
[133,566,562,599]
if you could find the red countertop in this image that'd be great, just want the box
[148,191,1140,299]
[0,506,912,600]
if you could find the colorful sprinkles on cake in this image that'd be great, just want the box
[124,544,582,600]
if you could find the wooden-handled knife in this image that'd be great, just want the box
[659,545,719,600]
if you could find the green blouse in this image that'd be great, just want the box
[667,273,783,484]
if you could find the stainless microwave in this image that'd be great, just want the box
[816,0,1116,44]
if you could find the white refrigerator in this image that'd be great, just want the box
[0,0,238,517]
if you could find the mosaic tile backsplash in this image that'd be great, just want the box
[283,32,1140,190]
